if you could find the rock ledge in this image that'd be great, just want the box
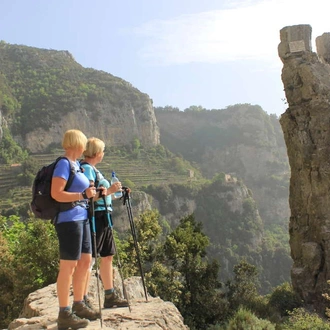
[8,276,188,330]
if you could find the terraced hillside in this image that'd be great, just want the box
[31,151,194,187]
[0,148,199,216]
[0,163,31,213]
[0,165,19,194]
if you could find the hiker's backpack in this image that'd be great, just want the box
[30,157,76,220]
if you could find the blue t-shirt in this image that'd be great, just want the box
[53,158,90,223]
[81,163,112,212]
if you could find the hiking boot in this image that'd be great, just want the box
[104,291,129,308]
[84,296,95,310]
[72,301,100,321]
[84,295,101,315]
[57,309,89,330]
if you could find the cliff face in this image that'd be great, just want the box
[0,43,159,152]
[22,97,159,153]
[278,24,330,310]
[144,178,265,282]
[155,106,289,227]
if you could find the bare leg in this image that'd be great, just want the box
[57,259,77,307]
[73,253,92,301]
[83,259,94,296]
[100,255,113,290]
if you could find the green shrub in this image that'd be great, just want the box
[212,172,226,183]
[268,282,301,316]
[246,295,271,320]
[227,308,275,330]
[282,308,330,330]
[122,178,135,189]
[171,157,187,175]
[0,231,15,328]
[0,128,28,164]
[0,215,59,327]
[226,259,260,311]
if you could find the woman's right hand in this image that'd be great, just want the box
[97,186,107,197]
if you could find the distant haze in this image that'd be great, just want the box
[0,0,329,116]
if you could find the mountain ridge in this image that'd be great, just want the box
[0,41,159,152]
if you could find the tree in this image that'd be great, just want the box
[17,156,39,186]
[0,215,59,328]
[226,259,260,311]
[154,105,180,112]
[132,137,141,150]
[0,128,28,164]
[117,209,163,278]
[119,212,228,329]
[0,231,15,328]
[163,214,227,329]
[184,105,206,112]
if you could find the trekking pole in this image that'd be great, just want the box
[121,187,148,302]
[102,195,131,312]
[90,197,103,328]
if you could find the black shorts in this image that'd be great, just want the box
[90,211,116,258]
[56,219,92,260]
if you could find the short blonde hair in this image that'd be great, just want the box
[62,129,87,150]
[83,137,105,158]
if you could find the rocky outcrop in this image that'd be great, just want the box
[8,270,188,330]
[23,96,159,153]
[278,24,330,311]
[112,191,153,232]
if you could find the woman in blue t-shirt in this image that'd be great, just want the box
[51,129,99,330]
[80,137,129,310]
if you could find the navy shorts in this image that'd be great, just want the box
[90,211,115,258]
[56,219,92,260]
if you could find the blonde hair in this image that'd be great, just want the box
[83,137,105,158]
[62,129,87,150]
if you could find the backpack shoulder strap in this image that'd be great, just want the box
[79,160,99,187]
[94,169,101,188]
[56,156,76,191]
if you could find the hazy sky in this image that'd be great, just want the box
[0,0,329,116]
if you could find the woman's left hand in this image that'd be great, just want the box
[85,186,97,199]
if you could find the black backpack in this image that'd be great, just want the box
[30,156,76,220]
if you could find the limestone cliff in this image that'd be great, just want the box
[111,191,153,232]
[22,97,159,153]
[278,24,330,310]
[144,177,264,282]
[155,105,289,227]
[0,42,159,152]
